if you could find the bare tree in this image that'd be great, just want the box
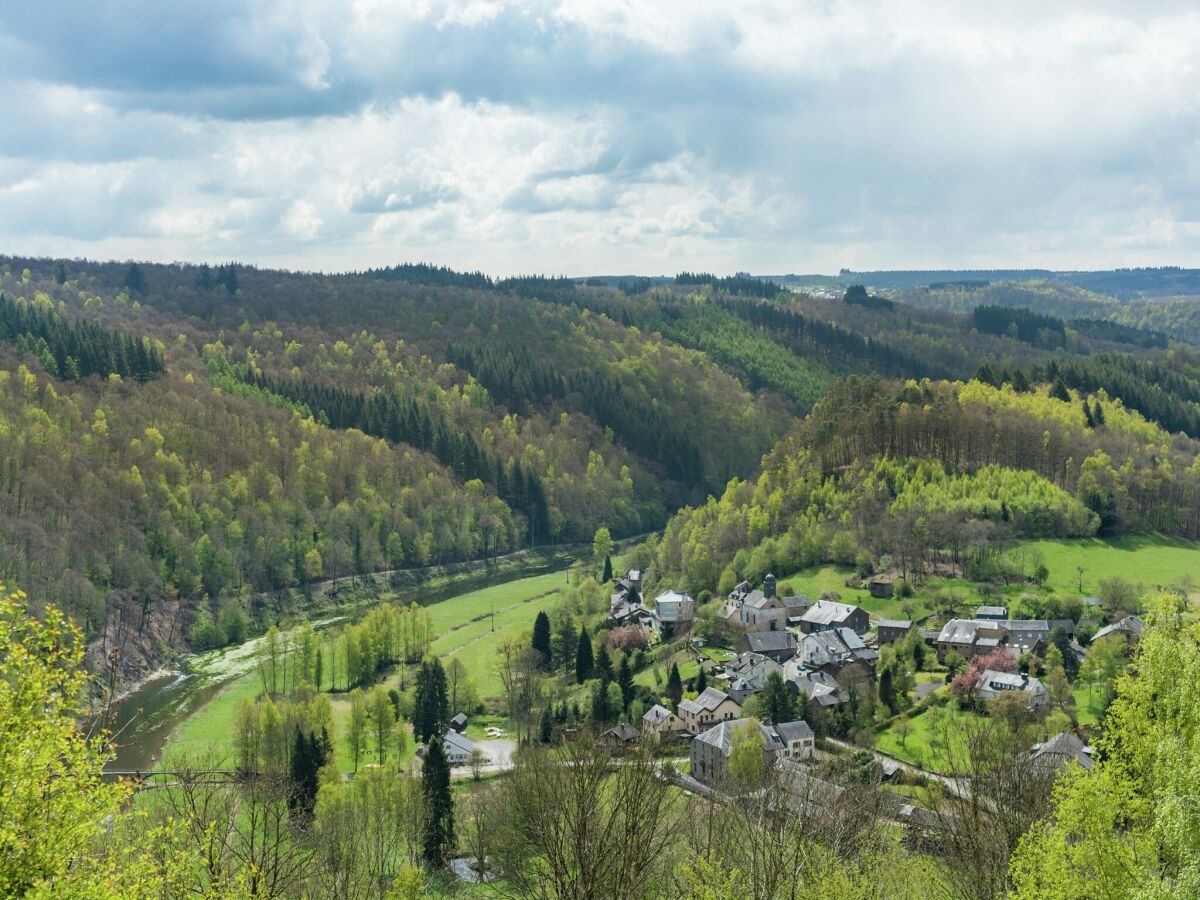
[482,734,682,898]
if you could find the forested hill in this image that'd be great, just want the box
[655,375,1200,595]
[0,254,1196,683]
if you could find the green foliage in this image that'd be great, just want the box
[421,738,454,865]
[413,658,450,744]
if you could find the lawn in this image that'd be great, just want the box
[1027,534,1200,598]
[162,570,572,769]
[1071,684,1105,729]
[875,703,974,773]
[774,564,939,622]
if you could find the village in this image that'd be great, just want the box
[542,563,1147,828]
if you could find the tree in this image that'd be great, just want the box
[576,629,594,683]
[413,658,450,743]
[595,642,614,682]
[482,738,681,898]
[556,617,577,674]
[602,553,613,583]
[1010,594,1194,898]
[696,667,708,693]
[288,729,325,819]
[727,719,768,791]
[894,717,914,749]
[421,738,454,866]
[369,684,397,764]
[760,671,796,724]
[593,527,614,566]
[538,707,553,743]
[531,610,552,669]
[347,688,368,773]
[666,662,683,710]
[617,655,635,710]
[123,262,146,293]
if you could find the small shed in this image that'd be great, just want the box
[869,578,894,598]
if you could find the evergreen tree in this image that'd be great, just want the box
[696,667,708,693]
[1084,399,1096,428]
[1094,400,1106,426]
[761,671,796,724]
[413,659,450,743]
[1050,377,1071,402]
[123,263,146,294]
[52,261,67,285]
[602,554,613,583]
[538,707,553,744]
[421,738,454,866]
[556,618,577,674]
[879,666,896,713]
[666,663,683,710]
[595,643,614,683]
[531,611,552,669]
[575,630,594,683]
[617,655,634,710]
[288,729,324,819]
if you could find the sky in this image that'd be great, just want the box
[1,0,1198,276]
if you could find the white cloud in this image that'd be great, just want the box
[0,1,1199,273]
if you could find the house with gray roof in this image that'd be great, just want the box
[678,687,741,734]
[798,627,878,675]
[1091,615,1144,645]
[975,669,1048,708]
[722,653,783,703]
[642,703,686,736]
[745,630,800,662]
[975,605,1008,620]
[781,663,848,709]
[690,718,783,787]
[877,618,913,644]
[654,590,695,625]
[1029,732,1093,774]
[773,720,815,761]
[798,600,869,635]
[439,729,476,766]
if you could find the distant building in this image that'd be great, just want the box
[689,719,815,789]
[440,729,475,766]
[449,712,468,733]
[678,687,742,735]
[654,590,695,625]
[798,600,869,635]
[868,577,894,598]
[740,590,788,631]
[798,627,878,675]
[936,618,1058,658]
[642,703,686,736]
[975,605,1008,621]
[1091,615,1144,645]
[1029,732,1094,774]
[745,630,800,662]
[975,669,1048,708]
[876,619,913,644]
[723,653,783,704]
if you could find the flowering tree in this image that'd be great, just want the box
[608,624,651,651]
[950,647,1017,698]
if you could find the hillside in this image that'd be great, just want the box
[654,375,1200,595]
[3,256,1199,685]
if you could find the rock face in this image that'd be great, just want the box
[85,591,187,697]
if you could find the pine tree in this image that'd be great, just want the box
[538,707,553,744]
[413,659,450,743]
[123,263,146,294]
[696,667,708,693]
[602,554,613,583]
[595,643,614,683]
[288,729,323,819]
[421,738,454,866]
[575,630,594,684]
[617,655,634,710]
[556,618,577,674]
[531,611,552,669]
[761,671,795,724]
[1050,378,1071,402]
[666,663,683,710]
[879,666,896,713]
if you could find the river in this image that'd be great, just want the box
[102,552,589,772]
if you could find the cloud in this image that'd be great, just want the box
[1,1,1199,273]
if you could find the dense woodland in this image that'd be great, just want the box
[4,255,1200,687]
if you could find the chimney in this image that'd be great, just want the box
[764,573,776,599]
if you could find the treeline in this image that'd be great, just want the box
[674,271,782,299]
[1069,318,1167,349]
[718,297,958,380]
[656,375,1200,594]
[1030,354,1200,437]
[444,338,705,485]
[0,292,163,382]
[362,262,492,289]
[246,370,552,543]
[972,304,1066,346]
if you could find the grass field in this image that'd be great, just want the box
[1028,535,1200,596]
[875,703,972,773]
[163,570,572,771]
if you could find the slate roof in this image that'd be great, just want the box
[772,720,815,745]
[877,618,912,629]
[801,600,860,626]
[1092,616,1145,643]
[976,605,1008,618]
[441,729,475,756]
[679,687,737,715]
[1030,732,1093,771]
[694,718,782,755]
[747,631,799,655]
[800,627,878,668]
[604,723,639,742]
[643,704,677,727]
[743,590,774,609]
